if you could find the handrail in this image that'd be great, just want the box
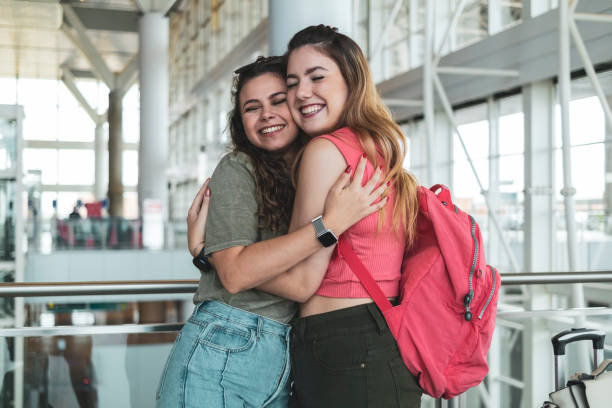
[0,271,611,297]
[500,271,612,285]
[0,323,183,337]
[0,307,611,338]
[0,280,199,297]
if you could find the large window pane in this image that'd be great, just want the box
[57,83,95,142]
[58,150,95,185]
[555,96,606,147]
[123,85,140,143]
[0,78,17,104]
[19,79,58,141]
[24,149,58,185]
[122,150,138,187]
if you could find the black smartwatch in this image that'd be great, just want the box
[312,215,338,247]
[192,246,212,272]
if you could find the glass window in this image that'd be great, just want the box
[20,79,59,141]
[41,191,58,219]
[123,85,140,143]
[122,150,139,186]
[57,150,95,185]
[555,96,606,147]
[58,82,95,142]
[0,78,17,104]
[123,191,139,219]
[24,149,58,185]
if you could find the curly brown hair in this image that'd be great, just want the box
[228,56,307,232]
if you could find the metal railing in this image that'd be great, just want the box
[1,271,611,297]
[0,271,610,337]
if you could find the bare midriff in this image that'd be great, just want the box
[299,294,397,317]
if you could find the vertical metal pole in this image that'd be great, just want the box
[558,0,584,307]
[424,0,435,185]
[488,0,502,35]
[487,97,500,264]
[408,0,419,68]
[523,81,556,407]
[559,0,589,375]
[94,122,106,200]
[487,96,501,408]
[13,106,24,408]
[605,95,612,233]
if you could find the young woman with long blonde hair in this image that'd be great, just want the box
[283,25,422,407]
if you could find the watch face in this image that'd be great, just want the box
[318,231,338,247]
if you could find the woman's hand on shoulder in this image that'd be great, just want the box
[187,178,211,257]
[323,154,388,236]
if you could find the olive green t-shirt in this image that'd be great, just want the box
[193,152,297,323]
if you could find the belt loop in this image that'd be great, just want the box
[256,316,263,339]
[367,303,387,335]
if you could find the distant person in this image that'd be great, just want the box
[69,206,81,220]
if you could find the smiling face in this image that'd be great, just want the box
[239,72,299,152]
[285,45,349,137]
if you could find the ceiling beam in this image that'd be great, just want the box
[61,68,105,125]
[63,6,140,33]
[61,3,115,89]
[116,53,139,96]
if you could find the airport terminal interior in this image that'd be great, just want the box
[0,0,611,406]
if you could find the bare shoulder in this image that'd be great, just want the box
[300,137,346,177]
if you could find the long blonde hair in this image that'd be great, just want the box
[285,25,419,247]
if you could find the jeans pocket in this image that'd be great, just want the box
[312,335,368,371]
[201,322,254,353]
[389,357,422,408]
[156,331,183,400]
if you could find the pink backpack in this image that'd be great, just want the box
[338,184,501,399]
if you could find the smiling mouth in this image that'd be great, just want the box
[260,124,285,135]
[299,104,325,118]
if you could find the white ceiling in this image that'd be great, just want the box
[0,0,138,79]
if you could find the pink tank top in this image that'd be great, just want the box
[315,127,406,298]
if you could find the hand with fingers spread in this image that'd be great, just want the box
[187,178,211,257]
[322,154,388,237]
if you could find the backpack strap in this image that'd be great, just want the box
[337,238,394,312]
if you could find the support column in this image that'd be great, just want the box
[138,12,169,221]
[487,97,501,408]
[522,80,555,408]
[408,0,419,68]
[423,0,435,186]
[108,90,123,216]
[434,110,453,188]
[487,0,502,35]
[94,123,106,200]
[605,95,612,234]
[487,97,500,264]
[558,0,584,306]
[268,0,353,56]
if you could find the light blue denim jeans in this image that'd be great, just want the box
[156,301,292,408]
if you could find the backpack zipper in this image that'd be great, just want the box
[478,266,497,319]
[463,215,479,321]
